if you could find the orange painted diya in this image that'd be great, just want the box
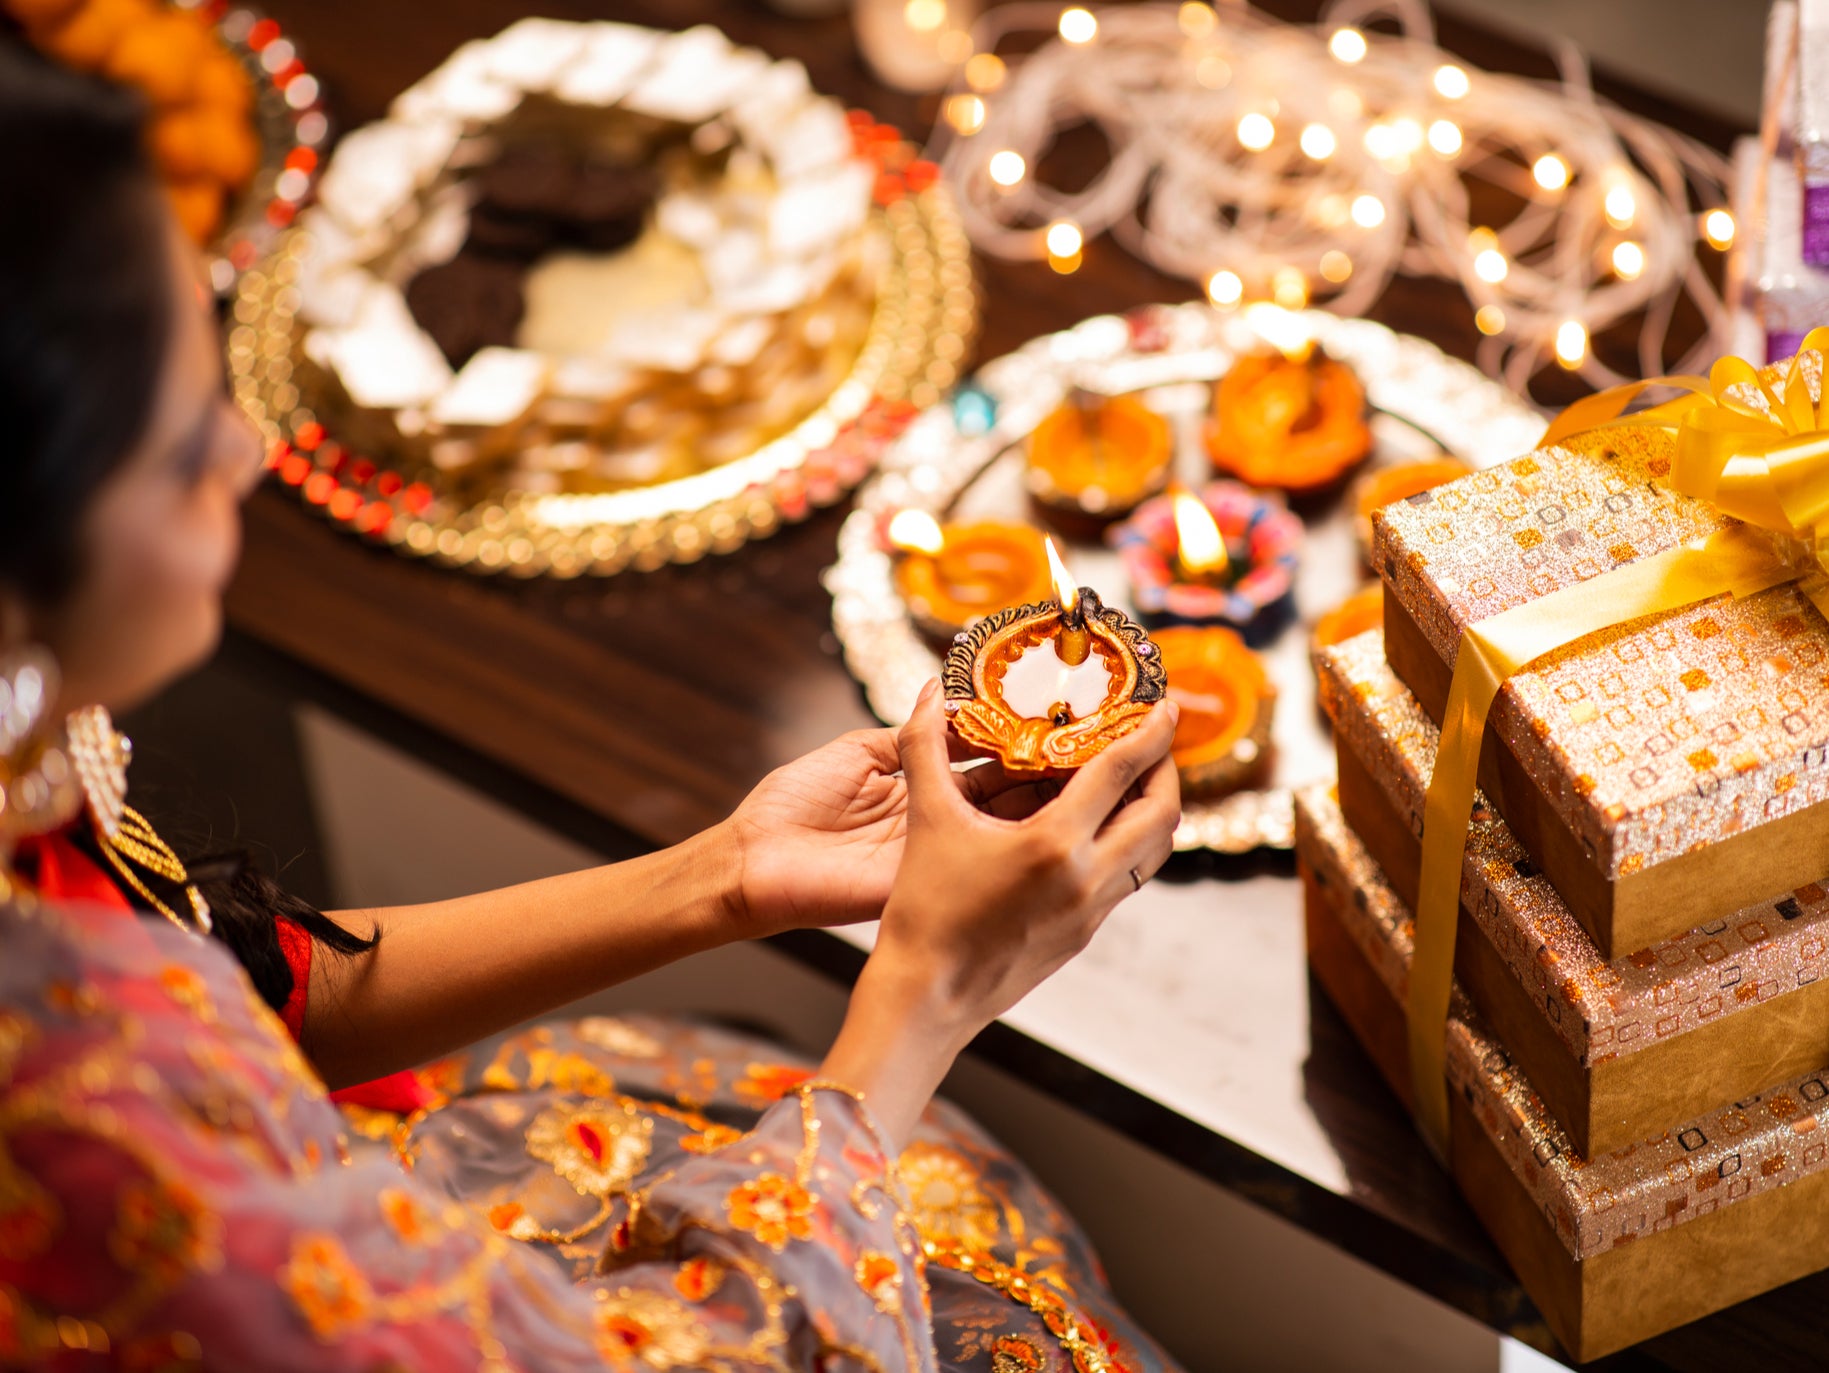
[1026,391,1173,521]
[888,515,1055,639]
[943,582,1167,774]
[1310,583,1383,673]
[1153,626,1274,796]
[1204,347,1372,494]
[1350,456,1470,559]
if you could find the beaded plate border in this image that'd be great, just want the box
[227,138,974,578]
[181,0,329,294]
[825,303,1545,853]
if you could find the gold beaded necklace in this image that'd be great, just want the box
[66,705,212,936]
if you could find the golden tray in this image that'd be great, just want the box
[228,161,973,578]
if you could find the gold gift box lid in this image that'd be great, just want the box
[1295,784,1829,1265]
[1316,628,1829,1071]
[1373,425,1829,885]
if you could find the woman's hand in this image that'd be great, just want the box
[819,682,1181,1145]
[723,726,1060,937]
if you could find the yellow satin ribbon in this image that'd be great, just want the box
[1406,328,1829,1158]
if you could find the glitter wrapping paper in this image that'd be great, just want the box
[1295,785,1829,1265]
[1317,628,1829,1071]
[1371,392,1829,886]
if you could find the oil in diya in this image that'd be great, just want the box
[886,509,1056,640]
[1025,389,1173,527]
[943,538,1167,773]
[1153,625,1275,797]
[1108,482,1303,640]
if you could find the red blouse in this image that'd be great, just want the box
[14,828,431,1113]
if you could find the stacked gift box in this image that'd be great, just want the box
[1297,406,1829,1360]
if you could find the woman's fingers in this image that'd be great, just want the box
[1049,703,1179,838]
[897,682,969,820]
[1092,753,1181,896]
[953,758,1057,809]
[980,778,1062,821]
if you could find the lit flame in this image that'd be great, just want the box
[887,508,945,556]
[1044,536,1079,618]
[1172,493,1229,577]
[1243,303,1314,362]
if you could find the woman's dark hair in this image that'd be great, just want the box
[0,38,375,1012]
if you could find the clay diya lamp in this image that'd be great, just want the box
[1108,483,1303,643]
[1349,455,1471,561]
[1152,625,1275,797]
[1203,345,1373,495]
[1309,582,1384,683]
[886,509,1056,641]
[1026,389,1173,535]
[943,539,1167,773]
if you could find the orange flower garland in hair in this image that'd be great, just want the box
[4,0,257,243]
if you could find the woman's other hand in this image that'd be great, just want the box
[723,722,1061,936]
[819,681,1181,1145]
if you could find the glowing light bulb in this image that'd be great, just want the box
[1273,265,1308,309]
[1300,123,1336,160]
[1475,304,1506,335]
[1474,247,1508,283]
[1237,112,1275,151]
[1329,27,1367,63]
[1319,249,1353,283]
[988,150,1026,187]
[1195,51,1231,87]
[1045,220,1083,258]
[1555,319,1588,367]
[1351,194,1386,228]
[905,0,947,32]
[1704,208,1736,249]
[1207,269,1243,307]
[1059,7,1098,43]
[1604,182,1636,229]
[1363,123,1400,161]
[944,94,986,135]
[1434,63,1470,99]
[1533,154,1570,192]
[965,52,1006,91]
[1427,119,1462,157]
[1179,1,1217,36]
[1391,117,1423,155]
[1612,240,1645,280]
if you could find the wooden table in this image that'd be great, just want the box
[222,3,1822,1367]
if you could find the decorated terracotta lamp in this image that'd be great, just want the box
[1026,390,1173,526]
[1153,626,1275,797]
[886,509,1056,640]
[943,539,1167,773]
[1350,456,1471,560]
[1108,482,1303,639]
[1203,345,1373,494]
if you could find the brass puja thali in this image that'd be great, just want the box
[228,20,974,577]
[827,303,1545,853]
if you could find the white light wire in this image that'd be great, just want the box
[928,0,1735,398]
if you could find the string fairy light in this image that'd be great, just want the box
[928,0,1734,395]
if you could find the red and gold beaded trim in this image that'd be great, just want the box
[921,1238,1129,1373]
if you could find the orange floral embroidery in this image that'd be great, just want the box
[378,1189,433,1244]
[679,1124,743,1155]
[281,1234,374,1339]
[526,1102,653,1196]
[898,1142,1000,1250]
[733,1062,813,1104]
[156,965,213,1020]
[593,1289,712,1368]
[487,1201,545,1242]
[725,1172,815,1251]
[525,1048,616,1096]
[992,1335,1047,1373]
[109,1178,220,1284]
[854,1250,903,1314]
[673,1256,724,1302]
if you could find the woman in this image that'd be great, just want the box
[0,40,1184,1372]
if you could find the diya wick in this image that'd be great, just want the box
[942,540,1166,772]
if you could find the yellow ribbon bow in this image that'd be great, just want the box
[1405,329,1829,1158]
